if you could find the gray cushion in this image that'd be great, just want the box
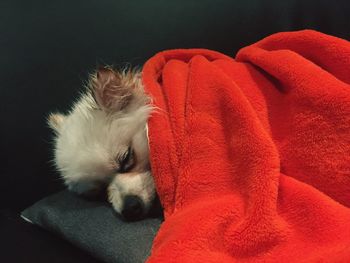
[21,190,162,263]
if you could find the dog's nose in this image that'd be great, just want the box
[122,195,144,221]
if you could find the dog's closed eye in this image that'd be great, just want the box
[118,147,135,173]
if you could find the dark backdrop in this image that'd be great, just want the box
[1,0,349,212]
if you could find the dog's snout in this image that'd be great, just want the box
[122,195,144,221]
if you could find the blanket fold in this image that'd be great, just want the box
[142,30,350,262]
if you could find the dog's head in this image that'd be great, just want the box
[48,67,156,220]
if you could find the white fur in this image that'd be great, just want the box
[49,68,156,218]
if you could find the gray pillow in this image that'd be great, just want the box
[21,190,162,263]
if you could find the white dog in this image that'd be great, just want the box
[48,67,156,221]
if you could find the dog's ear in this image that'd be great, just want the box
[48,113,66,133]
[91,67,133,111]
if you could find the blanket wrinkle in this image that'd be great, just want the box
[142,30,350,262]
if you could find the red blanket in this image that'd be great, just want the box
[142,30,350,262]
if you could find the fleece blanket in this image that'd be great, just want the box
[142,30,350,262]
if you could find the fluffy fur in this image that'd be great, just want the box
[48,67,156,220]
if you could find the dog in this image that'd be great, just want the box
[48,67,156,221]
